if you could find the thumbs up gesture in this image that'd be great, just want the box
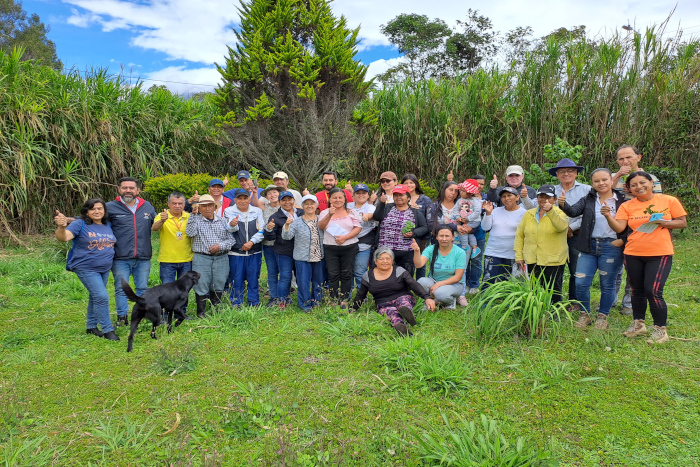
[189,190,200,204]
[379,193,387,204]
[600,203,611,217]
[302,188,310,196]
[345,181,353,191]
[447,171,454,182]
[490,174,498,190]
[285,215,294,226]
[329,206,337,215]
[557,189,567,207]
[520,185,528,198]
[160,209,169,221]
[410,238,421,252]
[229,215,239,227]
[266,219,275,231]
[54,210,67,227]
[542,200,553,212]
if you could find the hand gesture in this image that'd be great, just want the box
[345,181,353,191]
[557,189,567,207]
[410,199,419,209]
[425,298,436,312]
[302,188,310,196]
[410,239,421,252]
[189,190,200,204]
[160,209,168,221]
[369,192,378,204]
[285,215,294,226]
[490,174,498,190]
[483,200,494,215]
[209,244,221,254]
[329,206,336,215]
[54,210,67,227]
[362,213,373,222]
[600,204,611,217]
[191,204,199,214]
[447,171,454,182]
[542,200,553,212]
[266,220,276,230]
[223,176,229,187]
[520,186,528,198]
[379,193,387,204]
[229,215,239,227]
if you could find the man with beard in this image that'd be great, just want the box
[312,171,353,212]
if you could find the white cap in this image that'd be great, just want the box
[505,165,524,176]
[301,194,318,204]
[272,171,288,179]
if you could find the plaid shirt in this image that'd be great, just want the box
[185,213,235,254]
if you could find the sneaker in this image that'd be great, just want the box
[594,313,608,330]
[392,322,412,337]
[620,307,633,316]
[445,300,457,310]
[573,312,591,329]
[623,319,646,337]
[86,328,104,337]
[468,287,480,295]
[471,247,481,259]
[646,325,669,344]
[457,295,468,307]
[103,331,120,341]
[266,298,279,308]
[397,306,417,326]
[567,303,581,313]
[116,316,129,327]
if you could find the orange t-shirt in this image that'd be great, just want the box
[616,194,687,256]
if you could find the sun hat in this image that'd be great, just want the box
[209,178,224,187]
[505,165,524,176]
[458,179,480,194]
[353,183,370,193]
[547,158,585,177]
[237,170,251,180]
[536,184,557,197]
[272,171,288,180]
[498,186,519,197]
[196,194,221,207]
[392,184,410,194]
[301,194,319,204]
[261,184,281,197]
[279,190,294,200]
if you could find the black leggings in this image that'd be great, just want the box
[624,254,673,326]
[528,264,565,304]
[324,243,358,301]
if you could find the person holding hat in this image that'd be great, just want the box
[186,194,236,317]
[486,165,537,208]
[264,191,304,308]
[514,185,570,306]
[348,183,378,294]
[480,187,526,288]
[549,158,591,309]
[370,184,428,277]
[282,194,325,310]
[374,171,398,206]
[258,185,282,306]
[271,171,303,206]
[187,178,231,216]
[224,189,266,307]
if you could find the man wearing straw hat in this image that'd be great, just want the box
[185,194,235,318]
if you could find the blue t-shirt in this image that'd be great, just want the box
[66,221,117,273]
[421,244,468,283]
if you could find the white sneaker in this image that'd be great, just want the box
[468,287,480,295]
[445,299,457,310]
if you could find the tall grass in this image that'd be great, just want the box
[354,29,700,192]
[0,48,229,239]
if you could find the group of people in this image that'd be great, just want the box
[54,145,688,343]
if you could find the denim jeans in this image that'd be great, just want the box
[74,270,114,332]
[566,234,580,301]
[353,248,372,293]
[192,253,229,296]
[467,237,485,289]
[276,254,295,305]
[262,245,279,301]
[295,260,324,310]
[112,258,151,317]
[481,256,515,289]
[159,261,192,312]
[228,253,263,306]
[575,238,623,315]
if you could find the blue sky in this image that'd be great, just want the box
[24,0,700,97]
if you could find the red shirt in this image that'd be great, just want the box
[315,189,354,212]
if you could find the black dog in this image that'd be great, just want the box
[122,270,200,352]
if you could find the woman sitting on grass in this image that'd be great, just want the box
[351,247,436,336]
[54,199,119,341]
[412,224,467,309]
[601,171,687,344]
[514,185,569,306]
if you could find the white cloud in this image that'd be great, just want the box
[139,66,222,96]
[366,57,404,80]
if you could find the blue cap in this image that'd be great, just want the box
[279,190,294,200]
[353,183,370,193]
[209,178,224,187]
[237,170,251,180]
[232,188,250,198]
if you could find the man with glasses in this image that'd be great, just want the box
[486,165,537,208]
[549,158,591,311]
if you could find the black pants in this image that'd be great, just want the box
[625,254,673,326]
[393,249,415,277]
[324,243,358,301]
[528,264,565,304]
[567,234,580,301]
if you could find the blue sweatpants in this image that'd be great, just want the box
[228,253,263,306]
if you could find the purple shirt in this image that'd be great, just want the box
[378,207,416,251]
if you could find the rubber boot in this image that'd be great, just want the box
[209,291,222,307]
[196,294,208,319]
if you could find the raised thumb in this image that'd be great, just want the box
[195,190,199,195]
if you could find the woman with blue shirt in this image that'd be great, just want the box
[54,199,119,341]
[411,224,467,309]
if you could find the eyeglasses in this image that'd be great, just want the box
[556,169,577,174]
[380,179,396,184]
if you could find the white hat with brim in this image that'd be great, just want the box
[301,194,319,205]
[196,194,221,208]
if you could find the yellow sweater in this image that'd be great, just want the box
[514,206,569,266]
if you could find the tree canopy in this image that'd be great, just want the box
[214,0,372,189]
[0,0,61,70]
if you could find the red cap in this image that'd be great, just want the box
[392,184,410,194]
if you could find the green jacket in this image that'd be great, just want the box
[514,206,569,266]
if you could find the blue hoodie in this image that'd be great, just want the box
[105,197,156,260]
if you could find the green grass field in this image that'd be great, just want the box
[1,234,699,466]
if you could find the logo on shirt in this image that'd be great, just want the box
[144,213,151,219]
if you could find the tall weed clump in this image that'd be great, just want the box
[0,48,230,239]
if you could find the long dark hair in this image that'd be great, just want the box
[625,171,654,190]
[80,198,109,225]
[428,181,459,239]
[429,223,457,278]
[327,187,348,210]
[400,174,424,195]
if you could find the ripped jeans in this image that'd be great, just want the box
[574,238,624,316]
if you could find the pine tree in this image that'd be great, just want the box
[214,0,372,189]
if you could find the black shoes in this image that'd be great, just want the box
[103,331,120,341]
[195,294,208,318]
[397,306,417,326]
[86,328,104,337]
[116,315,129,327]
[392,322,413,337]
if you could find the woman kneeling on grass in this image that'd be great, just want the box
[601,171,687,344]
[560,168,627,330]
[412,224,467,309]
[351,247,436,336]
[282,195,325,311]
[54,199,119,341]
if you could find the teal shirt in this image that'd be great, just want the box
[421,244,468,283]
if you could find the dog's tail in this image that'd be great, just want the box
[121,279,145,304]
